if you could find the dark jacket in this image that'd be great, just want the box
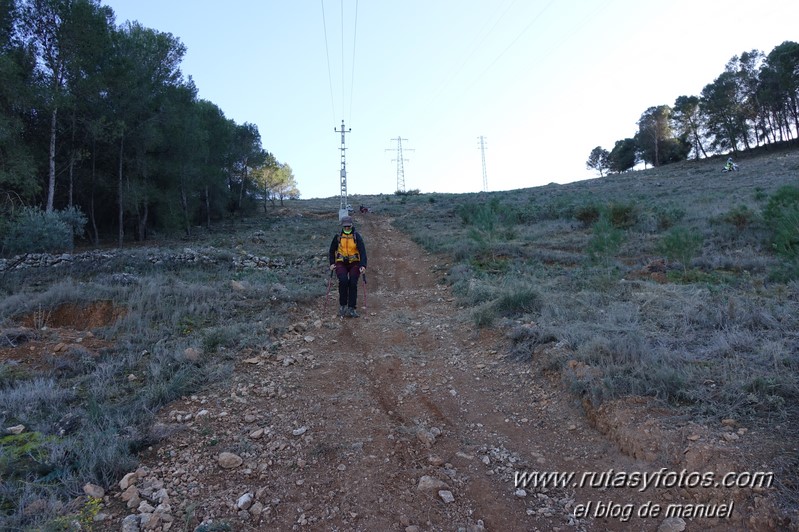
[329,229,367,267]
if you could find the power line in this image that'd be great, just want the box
[321,1,359,218]
[320,0,337,122]
[320,0,359,122]
[424,0,520,110]
[463,0,556,95]
[340,0,345,116]
[348,0,359,124]
[464,0,614,98]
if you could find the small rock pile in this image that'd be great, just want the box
[110,468,175,531]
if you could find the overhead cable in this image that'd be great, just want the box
[348,0,359,125]
[320,0,337,122]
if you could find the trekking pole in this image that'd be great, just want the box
[324,269,333,313]
[362,272,368,310]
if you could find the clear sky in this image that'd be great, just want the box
[101,0,798,199]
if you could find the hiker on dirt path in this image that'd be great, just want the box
[329,216,367,318]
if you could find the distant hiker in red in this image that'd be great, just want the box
[329,216,367,318]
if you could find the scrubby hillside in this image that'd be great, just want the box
[371,147,799,425]
[1,148,797,530]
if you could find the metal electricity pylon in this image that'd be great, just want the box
[385,137,414,193]
[478,136,488,192]
[335,120,351,220]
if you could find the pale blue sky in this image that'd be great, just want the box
[102,1,799,199]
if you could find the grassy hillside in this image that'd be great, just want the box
[0,147,797,528]
[365,148,799,422]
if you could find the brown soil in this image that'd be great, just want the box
[17,300,125,331]
[4,215,794,531]
[1,301,121,373]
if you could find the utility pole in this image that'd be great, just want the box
[478,136,488,192]
[385,137,413,193]
[335,120,351,220]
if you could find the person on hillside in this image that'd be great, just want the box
[329,216,367,318]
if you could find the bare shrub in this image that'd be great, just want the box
[465,277,542,327]
[0,482,65,530]
[507,325,559,363]
[573,334,688,405]
[0,378,76,427]
[472,303,496,328]
[493,288,542,318]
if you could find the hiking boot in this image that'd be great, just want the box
[347,307,359,318]
[338,305,347,317]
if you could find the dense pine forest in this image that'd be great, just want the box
[1,0,298,253]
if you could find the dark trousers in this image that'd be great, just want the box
[335,261,361,308]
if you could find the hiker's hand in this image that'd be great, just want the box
[359,266,366,273]
[329,264,336,271]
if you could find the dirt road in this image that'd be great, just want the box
[100,213,783,531]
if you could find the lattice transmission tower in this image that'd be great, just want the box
[478,136,488,192]
[386,137,413,193]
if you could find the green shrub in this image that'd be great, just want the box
[586,216,624,268]
[574,204,601,228]
[0,432,53,480]
[720,204,757,231]
[763,186,799,263]
[771,205,799,260]
[658,227,703,273]
[763,185,799,223]
[607,202,638,229]
[1,207,87,255]
[496,204,535,225]
[456,200,499,226]
[458,201,508,261]
[57,206,88,240]
[653,206,685,231]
